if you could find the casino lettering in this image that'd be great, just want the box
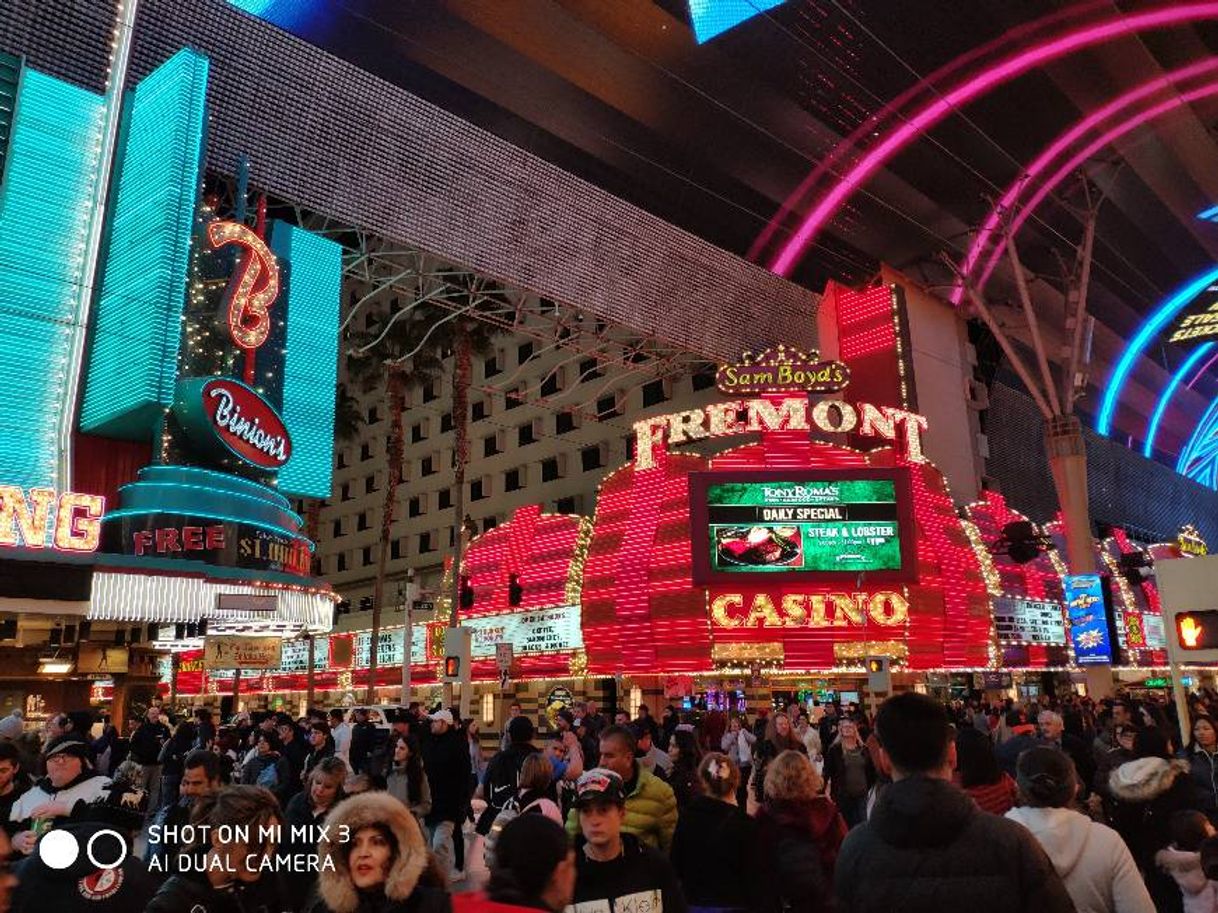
[710,591,910,628]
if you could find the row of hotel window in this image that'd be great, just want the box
[328,498,580,574]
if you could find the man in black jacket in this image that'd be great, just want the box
[571,767,687,913]
[422,709,472,882]
[835,692,1074,913]
[128,707,170,811]
[348,708,377,774]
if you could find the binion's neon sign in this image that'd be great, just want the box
[0,486,105,552]
[632,396,928,470]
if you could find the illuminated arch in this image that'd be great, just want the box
[769,3,1218,276]
[1142,341,1215,457]
[1177,396,1218,488]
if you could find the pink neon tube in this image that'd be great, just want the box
[951,56,1218,305]
[770,3,1218,277]
[1188,350,1218,388]
[747,1,1106,261]
[973,80,1218,294]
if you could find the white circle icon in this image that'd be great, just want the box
[38,829,79,869]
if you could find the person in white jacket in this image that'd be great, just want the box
[1155,809,1218,913]
[1006,746,1154,913]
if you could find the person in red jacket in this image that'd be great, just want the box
[455,814,575,913]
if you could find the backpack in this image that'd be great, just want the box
[483,797,545,869]
[476,748,532,835]
[255,760,279,791]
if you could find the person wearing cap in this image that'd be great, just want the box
[570,768,686,913]
[834,692,1073,913]
[422,708,472,882]
[566,725,677,852]
[9,735,112,856]
[1006,746,1153,913]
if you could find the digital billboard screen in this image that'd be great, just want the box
[689,469,915,584]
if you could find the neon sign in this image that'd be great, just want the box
[0,486,104,552]
[132,524,225,556]
[633,396,928,470]
[207,220,280,353]
[716,346,849,396]
[1168,282,1218,344]
[709,590,909,628]
[174,377,293,470]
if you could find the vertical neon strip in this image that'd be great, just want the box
[81,48,209,437]
[0,71,104,488]
[270,221,342,499]
[1142,342,1215,458]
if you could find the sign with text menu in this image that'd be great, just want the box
[993,597,1067,645]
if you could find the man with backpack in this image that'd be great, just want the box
[478,715,541,836]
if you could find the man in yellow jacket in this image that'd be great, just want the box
[566,724,678,851]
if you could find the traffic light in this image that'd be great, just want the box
[443,656,461,678]
[442,627,472,684]
[866,656,891,694]
[1176,611,1218,650]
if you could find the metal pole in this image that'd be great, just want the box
[1172,662,1192,752]
[306,635,315,709]
[401,574,414,706]
[1064,206,1098,414]
[1005,234,1061,415]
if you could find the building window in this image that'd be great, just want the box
[555,412,575,435]
[422,382,437,403]
[439,488,452,510]
[624,435,636,460]
[367,405,380,424]
[361,442,373,461]
[581,446,603,472]
[440,412,454,434]
[472,400,487,422]
[484,354,501,379]
[596,395,619,420]
[421,456,435,476]
[331,519,344,538]
[337,553,347,573]
[361,546,373,566]
[540,373,559,397]
[518,423,536,446]
[390,538,404,560]
[579,358,602,381]
[555,496,577,514]
[483,435,499,458]
[336,450,348,469]
[419,532,434,554]
[642,379,667,407]
[505,389,522,411]
[504,468,522,492]
[483,516,498,532]
[449,527,456,548]
[341,482,352,501]
[411,423,425,443]
[518,341,534,365]
[365,475,377,494]
[692,366,716,391]
[408,496,422,518]
[471,478,486,501]
[357,511,369,531]
[541,458,560,482]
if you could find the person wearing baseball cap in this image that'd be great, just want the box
[570,768,687,913]
[422,707,472,883]
[10,735,112,856]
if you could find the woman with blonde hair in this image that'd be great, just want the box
[670,752,759,913]
[757,750,847,913]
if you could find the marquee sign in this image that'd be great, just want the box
[633,396,928,470]
[0,486,104,552]
[716,345,850,396]
[173,377,292,470]
[1179,525,1209,557]
[465,605,584,657]
[203,635,282,670]
[993,596,1067,645]
[709,590,909,628]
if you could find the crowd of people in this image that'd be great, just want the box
[0,688,1212,911]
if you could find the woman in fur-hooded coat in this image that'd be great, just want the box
[311,792,452,913]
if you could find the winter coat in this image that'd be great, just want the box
[1189,747,1218,818]
[572,831,687,913]
[670,795,760,911]
[146,848,295,913]
[667,759,701,809]
[566,761,678,851]
[1156,846,1218,913]
[240,751,292,805]
[721,729,756,769]
[128,721,169,765]
[823,741,875,807]
[9,770,112,835]
[757,797,847,913]
[313,792,452,913]
[964,773,1019,816]
[11,821,158,913]
[422,729,472,823]
[1006,805,1155,913]
[1109,757,1196,865]
[834,775,1075,913]
[995,732,1039,778]
[386,765,433,823]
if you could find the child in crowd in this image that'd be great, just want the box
[1157,810,1218,913]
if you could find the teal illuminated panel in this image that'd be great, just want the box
[269,220,341,499]
[80,49,209,438]
[0,69,103,489]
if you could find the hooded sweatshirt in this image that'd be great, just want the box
[1006,805,1154,913]
[835,775,1074,913]
[1157,846,1218,913]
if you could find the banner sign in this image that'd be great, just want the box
[203,635,282,670]
[993,597,1067,645]
[353,627,428,668]
[278,637,330,673]
[464,605,583,658]
[1064,574,1113,665]
[1143,613,1167,649]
